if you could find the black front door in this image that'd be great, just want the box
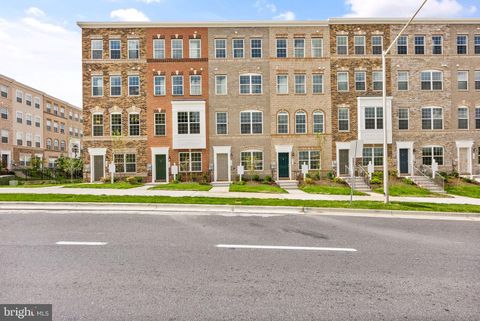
[1,154,8,169]
[155,154,167,181]
[399,149,409,174]
[278,153,289,179]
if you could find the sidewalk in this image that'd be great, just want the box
[1,184,480,206]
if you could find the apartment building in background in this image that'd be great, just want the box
[0,74,82,170]
[78,18,480,183]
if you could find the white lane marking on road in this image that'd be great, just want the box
[56,241,107,246]
[216,244,357,252]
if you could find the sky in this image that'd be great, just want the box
[0,0,478,106]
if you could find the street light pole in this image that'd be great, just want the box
[382,0,428,204]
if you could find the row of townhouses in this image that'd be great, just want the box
[78,18,480,183]
[0,74,83,169]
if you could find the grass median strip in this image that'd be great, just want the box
[0,193,479,214]
[149,182,212,191]
[63,182,143,189]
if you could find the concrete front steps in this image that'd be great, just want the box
[409,176,446,194]
[276,180,299,190]
[345,177,371,193]
[211,181,230,188]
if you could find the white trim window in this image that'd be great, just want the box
[298,150,320,170]
[398,108,409,130]
[91,39,103,59]
[312,74,324,94]
[337,35,348,55]
[110,113,122,136]
[240,151,263,171]
[35,135,41,148]
[153,39,165,59]
[1,129,8,144]
[16,90,23,103]
[355,71,366,91]
[172,75,184,96]
[179,152,202,172]
[421,71,443,90]
[128,113,140,136]
[16,111,23,124]
[457,71,469,90]
[110,76,122,96]
[294,74,306,94]
[337,72,349,91]
[338,108,349,131]
[422,147,444,165]
[1,85,8,98]
[475,35,480,55]
[215,75,227,95]
[421,107,443,130]
[128,76,140,96]
[294,38,305,58]
[154,112,166,136]
[397,71,409,91]
[91,76,103,97]
[114,153,137,173]
[34,97,40,109]
[25,94,32,106]
[25,113,32,126]
[154,75,166,96]
[295,111,307,134]
[189,39,201,59]
[397,35,408,54]
[276,38,287,58]
[372,35,383,55]
[475,70,480,90]
[16,132,23,146]
[362,147,383,166]
[251,38,262,58]
[476,107,480,129]
[457,35,468,55]
[365,107,383,130]
[432,35,443,55]
[0,107,7,120]
[189,75,202,96]
[354,36,365,55]
[92,113,104,136]
[276,75,288,94]
[311,38,323,57]
[233,39,244,58]
[46,138,51,149]
[414,35,425,54]
[109,39,121,59]
[25,133,32,147]
[239,74,262,94]
[240,111,263,134]
[277,112,288,134]
[215,39,227,58]
[177,111,200,134]
[313,111,324,134]
[458,107,469,129]
[171,39,183,59]
[372,71,383,91]
[127,39,140,59]
[215,112,228,135]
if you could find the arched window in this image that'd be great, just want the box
[60,140,66,151]
[277,112,288,134]
[46,138,52,150]
[295,111,306,134]
[313,111,324,133]
[54,139,59,150]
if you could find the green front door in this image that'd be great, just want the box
[155,154,167,181]
[278,152,289,179]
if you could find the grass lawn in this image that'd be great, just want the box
[0,193,479,214]
[301,183,366,196]
[229,183,287,194]
[63,182,143,189]
[0,182,80,188]
[373,182,434,197]
[445,178,480,198]
[149,182,212,191]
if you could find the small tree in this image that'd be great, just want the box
[315,132,327,179]
[30,156,42,177]
[63,157,83,181]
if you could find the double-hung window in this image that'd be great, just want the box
[115,154,136,173]
[172,75,184,96]
[110,113,122,136]
[92,76,103,96]
[92,114,104,136]
[295,111,307,134]
[215,112,228,135]
[91,39,103,59]
[337,72,349,91]
[153,39,165,59]
[215,39,226,58]
[362,147,383,166]
[422,147,443,165]
[171,39,183,59]
[179,152,202,172]
[276,75,288,94]
[240,111,262,134]
[16,132,23,146]
[372,71,383,91]
[215,75,227,95]
[354,36,365,55]
[337,36,348,55]
[338,108,349,131]
[240,151,263,171]
[397,71,409,90]
[298,151,320,170]
[1,130,8,144]
[457,71,469,90]
[420,71,443,90]
[16,111,23,124]
[372,36,383,55]
[398,108,409,130]
[154,75,166,96]
[475,107,480,129]
[432,35,443,54]
[177,111,200,134]
[294,74,306,94]
[277,112,288,134]
[364,107,383,130]
[189,39,201,58]
[127,39,139,59]
[26,114,32,126]
[475,71,480,90]
[110,76,121,96]
[414,36,425,54]
[355,71,366,91]
[34,97,40,109]
[311,38,323,57]
[25,94,31,106]
[397,36,408,54]
[0,107,8,120]
[1,85,7,98]
[128,113,140,136]
[475,35,480,55]
[276,38,287,58]
[16,90,23,103]
[458,107,469,129]
[233,39,244,58]
[154,113,166,136]
[312,74,324,94]
[251,38,262,58]
[313,111,324,133]
[128,76,140,96]
[109,39,121,59]
[239,74,262,94]
[294,38,305,58]
[189,75,202,95]
[422,107,443,130]
[457,35,468,55]
[53,121,59,133]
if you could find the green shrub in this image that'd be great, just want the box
[263,175,273,183]
[0,175,15,186]
[134,176,144,184]
[312,172,321,181]
[333,177,345,184]
[403,177,415,185]
[252,174,260,182]
[233,180,245,186]
[370,171,383,185]
[304,177,314,185]
[126,176,138,185]
[326,171,334,180]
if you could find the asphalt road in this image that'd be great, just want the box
[0,210,479,321]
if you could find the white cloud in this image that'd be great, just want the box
[0,8,81,106]
[344,0,476,18]
[110,8,150,21]
[254,0,277,13]
[274,11,296,20]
